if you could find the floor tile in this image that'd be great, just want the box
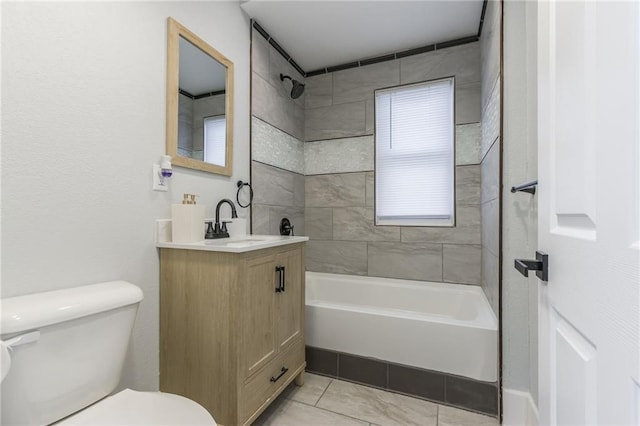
[438,404,499,426]
[316,379,438,426]
[254,398,367,426]
[280,372,332,406]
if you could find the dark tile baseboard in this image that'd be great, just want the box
[305,345,498,417]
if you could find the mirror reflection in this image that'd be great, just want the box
[166,18,234,176]
[178,37,227,164]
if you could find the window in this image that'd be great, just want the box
[203,115,226,166]
[375,77,455,227]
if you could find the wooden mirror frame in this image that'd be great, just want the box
[166,17,234,176]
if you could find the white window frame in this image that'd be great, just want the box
[374,77,456,227]
[203,115,226,167]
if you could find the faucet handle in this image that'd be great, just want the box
[221,221,230,234]
[205,222,215,239]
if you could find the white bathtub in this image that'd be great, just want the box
[305,272,498,382]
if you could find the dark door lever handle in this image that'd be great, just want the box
[514,251,548,282]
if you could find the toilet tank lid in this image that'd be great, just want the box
[1,281,144,335]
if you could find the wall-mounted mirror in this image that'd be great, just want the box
[166,17,233,176]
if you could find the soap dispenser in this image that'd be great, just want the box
[171,194,205,243]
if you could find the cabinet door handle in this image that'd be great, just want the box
[276,265,283,293]
[270,366,288,383]
[281,266,286,292]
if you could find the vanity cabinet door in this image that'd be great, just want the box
[275,248,303,352]
[241,254,278,379]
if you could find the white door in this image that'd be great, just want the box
[537,1,640,424]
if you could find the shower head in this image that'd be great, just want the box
[280,74,305,99]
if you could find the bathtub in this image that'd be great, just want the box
[305,272,498,382]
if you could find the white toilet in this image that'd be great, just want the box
[1,281,216,425]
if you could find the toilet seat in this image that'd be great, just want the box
[57,389,216,425]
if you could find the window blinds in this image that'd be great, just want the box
[204,115,226,166]
[375,77,455,226]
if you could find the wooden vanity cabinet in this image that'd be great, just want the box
[159,243,305,426]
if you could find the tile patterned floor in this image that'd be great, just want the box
[255,373,499,426]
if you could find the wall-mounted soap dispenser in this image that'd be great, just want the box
[171,194,205,243]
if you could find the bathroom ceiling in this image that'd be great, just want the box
[240,0,485,72]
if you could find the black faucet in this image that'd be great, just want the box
[207,199,238,239]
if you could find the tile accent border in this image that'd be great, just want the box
[252,0,490,78]
[306,345,498,417]
[252,20,306,77]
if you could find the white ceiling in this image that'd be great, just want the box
[179,37,227,96]
[240,0,484,72]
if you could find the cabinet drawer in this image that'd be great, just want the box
[240,339,304,423]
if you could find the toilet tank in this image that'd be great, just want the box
[1,281,144,426]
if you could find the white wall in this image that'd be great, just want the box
[502,0,539,410]
[1,1,250,391]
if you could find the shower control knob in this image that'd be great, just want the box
[280,218,294,236]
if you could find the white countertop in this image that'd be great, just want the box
[156,234,309,253]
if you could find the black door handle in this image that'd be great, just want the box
[270,366,288,383]
[275,266,283,292]
[514,251,548,281]
[281,266,285,292]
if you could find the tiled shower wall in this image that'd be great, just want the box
[480,0,502,315]
[304,43,484,285]
[251,29,305,235]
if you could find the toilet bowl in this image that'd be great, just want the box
[1,281,216,426]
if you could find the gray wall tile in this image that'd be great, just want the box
[456,165,481,205]
[305,101,367,141]
[304,136,374,175]
[306,240,368,275]
[306,74,333,109]
[365,98,375,135]
[293,172,305,207]
[368,242,443,282]
[456,123,482,166]
[251,31,270,80]
[481,0,502,111]
[333,207,400,242]
[482,198,500,257]
[332,60,400,105]
[305,173,366,207]
[401,205,481,245]
[443,244,482,285]
[365,172,374,207]
[305,208,333,240]
[269,205,305,236]
[400,42,481,86]
[252,161,300,207]
[252,203,270,235]
[456,82,481,124]
[482,250,499,314]
[481,140,500,204]
[252,72,305,140]
[481,76,500,160]
[269,44,305,109]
